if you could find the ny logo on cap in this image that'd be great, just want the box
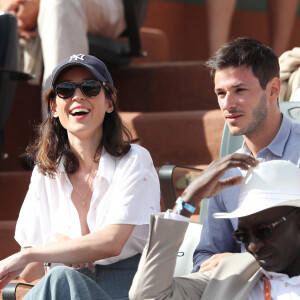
[69,54,85,62]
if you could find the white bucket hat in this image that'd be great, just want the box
[214,160,300,219]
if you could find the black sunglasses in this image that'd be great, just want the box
[54,80,110,99]
[232,208,299,244]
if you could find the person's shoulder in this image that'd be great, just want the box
[26,166,50,195]
[125,144,153,162]
[290,121,300,135]
[31,165,44,179]
[30,165,58,183]
[129,143,151,154]
[115,144,154,170]
[285,121,300,151]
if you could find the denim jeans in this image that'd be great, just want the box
[24,254,141,300]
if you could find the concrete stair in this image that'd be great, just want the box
[122,110,223,167]
[111,61,216,112]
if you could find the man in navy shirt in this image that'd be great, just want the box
[192,37,300,273]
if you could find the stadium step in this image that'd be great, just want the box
[110,60,217,112]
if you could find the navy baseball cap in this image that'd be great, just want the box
[51,54,113,86]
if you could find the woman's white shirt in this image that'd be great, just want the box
[15,144,161,265]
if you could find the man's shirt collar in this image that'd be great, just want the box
[261,268,300,282]
[241,115,291,158]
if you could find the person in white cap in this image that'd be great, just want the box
[129,158,300,300]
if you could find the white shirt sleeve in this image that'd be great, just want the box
[106,145,160,225]
[15,167,45,247]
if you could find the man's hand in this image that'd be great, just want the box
[199,252,232,273]
[15,0,39,39]
[174,153,259,216]
[0,0,39,39]
[0,0,24,11]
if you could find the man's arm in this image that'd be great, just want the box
[182,154,255,272]
[129,154,258,299]
[129,215,210,300]
[192,190,238,272]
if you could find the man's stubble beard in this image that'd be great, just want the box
[232,93,269,137]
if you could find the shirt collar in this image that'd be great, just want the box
[57,148,116,185]
[57,156,66,173]
[241,115,292,158]
[97,148,116,184]
[261,268,300,283]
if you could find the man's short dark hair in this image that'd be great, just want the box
[205,37,279,89]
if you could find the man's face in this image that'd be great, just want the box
[237,206,300,276]
[214,66,269,137]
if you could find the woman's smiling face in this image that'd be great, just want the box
[51,66,113,142]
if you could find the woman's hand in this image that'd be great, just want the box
[175,153,259,216]
[0,251,29,290]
